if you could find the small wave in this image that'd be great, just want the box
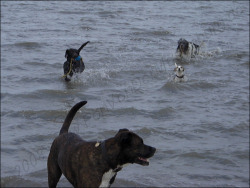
[178,151,237,167]
[1,175,43,187]
[4,109,66,122]
[67,67,122,87]
[200,21,227,27]
[135,127,155,135]
[221,122,249,135]
[189,81,217,90]
[149,107,175,120]
[1,89,68,102]
[148,30,174,37]
[81,26,95,31]
[1,147,17,155]
[183,173,232,183]
[160,79,219,96]
[23,61,55,68]
[59,10,85,15]
[173,42,222,62]
[113,178,145,187]
[131,30,173,41]
[160,81,190,92]
[98,10,117,19]
[11,134,53,145]
[198,47,222,59]
[179,151,207,159]
[232,149,249,160]
[4,64,28,71]
[14,42,42,49]
[85,69,111,80]
[86,106,145,118]
[222,50,249,61]
[199,5,213,9]
[204,27,225,33]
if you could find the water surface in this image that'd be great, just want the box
[1,1,249,187]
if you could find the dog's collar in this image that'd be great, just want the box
[100,141,122,172]
[175,74,184,79]
[101,141,107,156]
[101,141,111,165]
[75,56,82,61]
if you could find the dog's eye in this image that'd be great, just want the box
[134,139,143,146]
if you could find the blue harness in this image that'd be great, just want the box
[75,56,82,61]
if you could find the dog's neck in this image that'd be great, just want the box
[175,74,184,79]
[101,141,109,164]
[67,55,82,62]
[100,141,122,172]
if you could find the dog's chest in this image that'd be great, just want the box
[99,169,116,188]
[174,75,184,82]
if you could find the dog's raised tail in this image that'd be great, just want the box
[77,41,89,53]
[59,101,87,135]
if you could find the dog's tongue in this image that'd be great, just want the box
[139,157,149,162]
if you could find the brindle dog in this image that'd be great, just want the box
[47,101,156,188]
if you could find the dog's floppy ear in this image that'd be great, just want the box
[118,128,129,133]
[118,132,132,146]
[116,129,133,147]
[65,49,69,58]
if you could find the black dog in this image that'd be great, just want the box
[63,41,89,81]
[47,101,156,188]
[176,38,199,58]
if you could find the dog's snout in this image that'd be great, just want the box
[177,67,183,71]
[148,146,156,155]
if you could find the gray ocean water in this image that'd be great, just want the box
[1,1,249,187]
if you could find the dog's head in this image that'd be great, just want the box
[177,38,189,54]
[174,63,185,78]
[65,48,79,61]
[65,41,89,61]
[115,129,156,166]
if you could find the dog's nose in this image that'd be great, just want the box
[151,147,156,154]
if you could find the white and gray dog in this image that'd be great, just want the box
[176,38,200,59]
[174,63,186,82]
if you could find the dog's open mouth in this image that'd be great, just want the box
[136,156,150,166]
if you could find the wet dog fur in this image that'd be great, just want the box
[63,41,89,81]
[47,101,156,188]
[176,38,199,59]
[174,63,185,82]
